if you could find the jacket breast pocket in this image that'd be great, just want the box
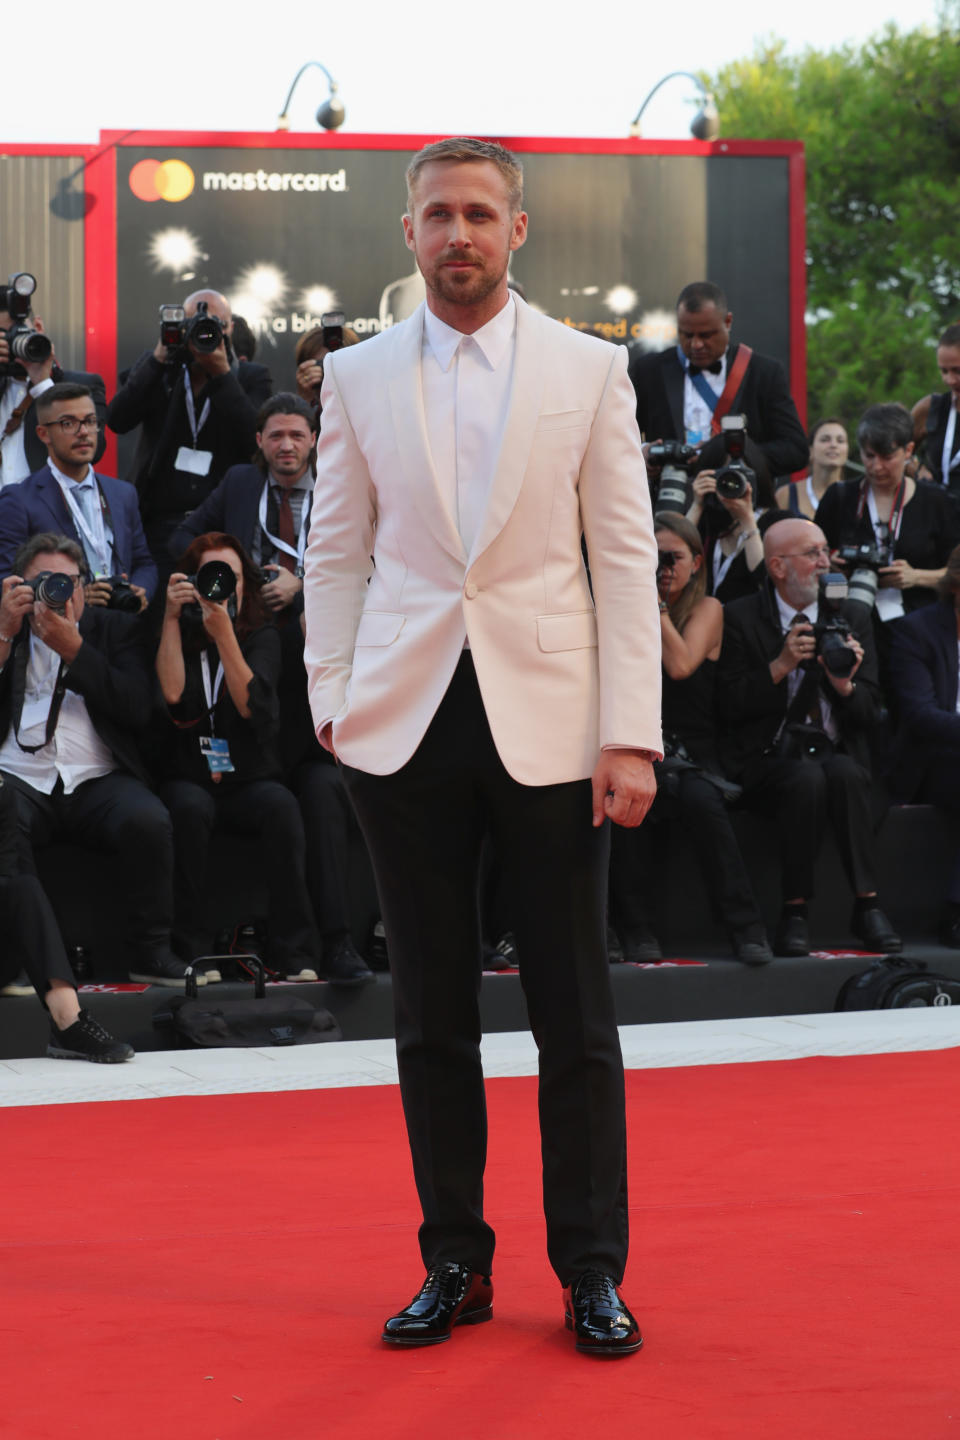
[535,409,590,435]
[355,611,405,647]
[536,610,598,652]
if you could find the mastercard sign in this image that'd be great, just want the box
[128,158,196,203]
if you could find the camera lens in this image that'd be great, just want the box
[195,561,237,602]
[36,572,74,611]
[9,329,53,364]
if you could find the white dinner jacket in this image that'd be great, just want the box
[303,296,662,784]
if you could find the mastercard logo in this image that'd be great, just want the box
[129,158,195,203]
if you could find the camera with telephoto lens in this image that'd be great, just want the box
[180,559,237,623]
[834,534,894,612]
[713,414,757,502]
[25,570,75,615]
[98,575,141,614]
[159,300,224,357]
[804,572,858,678]
[1,273,53,378]
[649,440,698,518]
[321,310,345,352]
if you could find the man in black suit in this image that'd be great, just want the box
[169,393,375,988]
[0,532,195,988]
[0,383,157,606]
[106,289,272,570]
[0,285,107,485]
[888,545,960,943]
[717,516,900,957]
[628,281,809,493]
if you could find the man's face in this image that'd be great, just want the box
[257,413,316,483]
[767,525,831,608]
[24,550,85,627]
[676,303,732,367]
[402,161,527,317]
[35,395,99,471]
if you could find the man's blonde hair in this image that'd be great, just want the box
[405,137,524,215]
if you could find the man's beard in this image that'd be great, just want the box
[423,256,507,309]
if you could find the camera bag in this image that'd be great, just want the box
[154,956,342,1048]
[835,957,960,1010]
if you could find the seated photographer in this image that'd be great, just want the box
[0,533,189,988]
[294,320,360,424]
[911,323,960,495]
[0,383,156,611]
[888,543,960,946]
[609,515,772,964]
[0,273,106,488]
[685,460,764,604]
[106,290,272,569]
[815,403,960,624]
[156,531,319,981]
[0,775,132,1060]
[717,517,901,957]
[776,418,850,520]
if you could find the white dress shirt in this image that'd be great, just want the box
[421,294,517,557]
[47,459,116,577]
[0,630,115,794]
[0,376,54,488]
[682,349,726,448]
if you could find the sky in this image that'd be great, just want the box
[4,0,947,148]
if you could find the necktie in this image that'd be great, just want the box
[791,614,822,724]
[275,487,297,574]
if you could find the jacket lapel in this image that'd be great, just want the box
[38,467,74,533]
[468,298,545,567]
[387,305,467,566]
[662,350,685,441]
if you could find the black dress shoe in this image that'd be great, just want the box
[320,934,375,987]
[619,927,662,963]
[731,932,774,965]
[773,909,810,958]
[851,904,902,955]
[563,1270,642,1356]
[382,1263,493,1346]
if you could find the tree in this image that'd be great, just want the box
[705,14,960,431]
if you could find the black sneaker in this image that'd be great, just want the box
[0,968,34,997]
[128,956,205,987]
[484,933,519,971]
[619,927,663,963]
[47,1009,134,1063]
[320,934,375,987]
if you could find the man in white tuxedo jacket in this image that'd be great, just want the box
[303,138,662,1356]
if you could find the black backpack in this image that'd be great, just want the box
[836,957,960,1010]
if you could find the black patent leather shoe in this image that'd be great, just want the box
[851,904,902,955]
[382,1263,493,1346]
[563,1270,643,1356]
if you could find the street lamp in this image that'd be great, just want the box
[276,62,346,132]
[630,72,719,141]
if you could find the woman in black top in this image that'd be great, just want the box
[816,403,960,620]
[912,322,960,494]
[609,515,770,964]
[156,531,318,980]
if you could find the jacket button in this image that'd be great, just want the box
[464,582,478,599]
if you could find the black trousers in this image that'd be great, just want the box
[160,777,318,968]
[741,752,877,901]
[0,780,75,1005]
[288,758,361,941]
[341,654,628,1286]
[2,769,175,970]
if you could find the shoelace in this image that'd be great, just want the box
[75,1011,114,1043]
[574,1270,616,1307]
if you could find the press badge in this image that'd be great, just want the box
[175,446,213,476]
[200,736,234,774]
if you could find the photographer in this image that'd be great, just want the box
[155,531,319,981]
[815,403,960,623]
[0,274,106,486]
[294,320,360,424]
[911,323,960,495]
[106,290,272,569]
[0,532,189,988]
[609,515,771,963]
[0,383,156,610]
[686,448,764,604]
[717,517,900,957]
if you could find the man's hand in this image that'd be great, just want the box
[19,316,55,386]
[261,563,302,612]
[770,620,815,683]
[31,592,83,663]
[84,579,114,608]
[153,337,174,365]
[879,559,917,591]
[0,575,33,640]
[591,749,657,828]
[296,357,324,403]
[820,634,863,696]
[318,720,338,760]
[190,339,230,379]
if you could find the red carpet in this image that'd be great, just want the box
[4,1050,960,1439]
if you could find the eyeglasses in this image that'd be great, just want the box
[47,415,101,435]
[774,545,831,562]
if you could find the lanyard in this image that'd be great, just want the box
[806,476,819,512]
[858,478,906,545]
[183,368,211,447]
[199,650,225,734]
[711,526,752,593]
[16,643,68,753]
[258,481,310,567]
[59,476,112,576]
[942,404,960,481]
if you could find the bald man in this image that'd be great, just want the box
[716,517,901,957]
[106,288,273,570]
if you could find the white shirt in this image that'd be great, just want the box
[774,590,838,740]
[0,630,116,794]
[47,459,116,577]
[421,294,517,557]
[0,376,54,488]
[681,349,726,448]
